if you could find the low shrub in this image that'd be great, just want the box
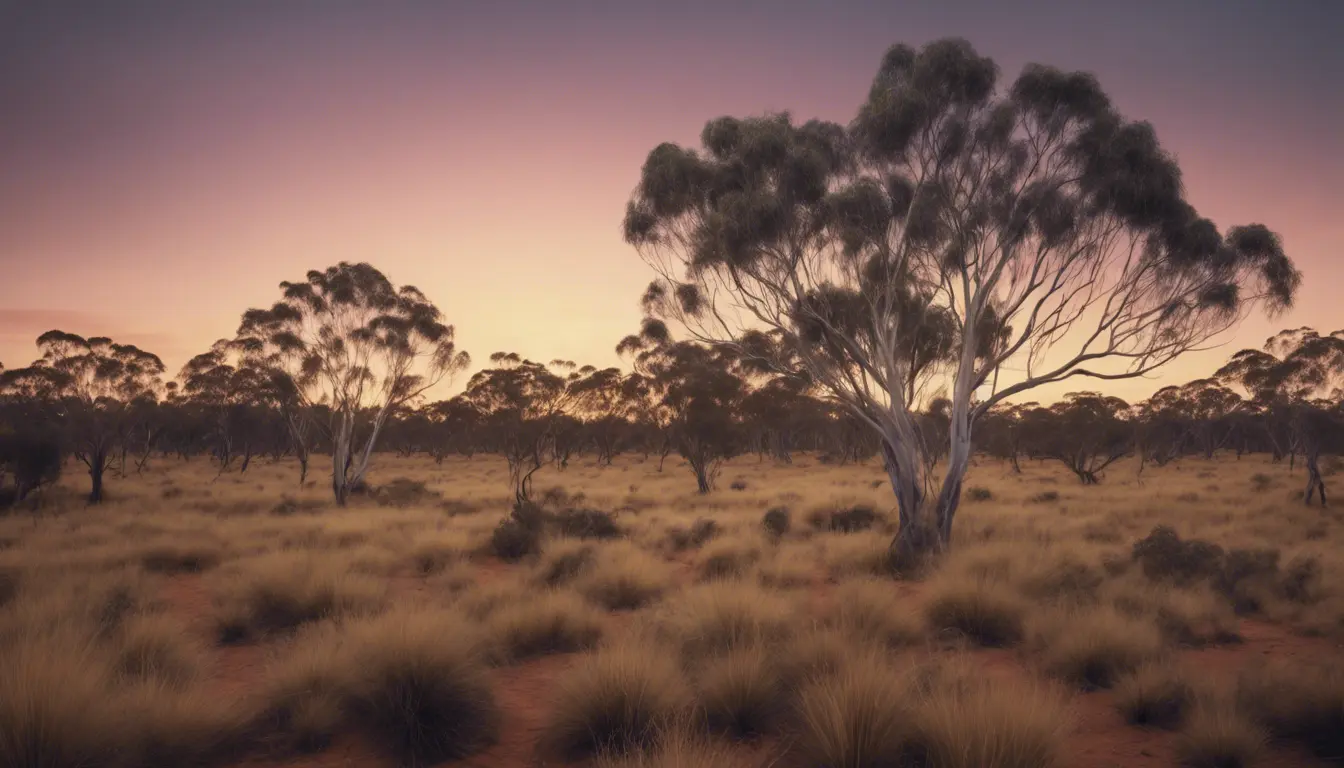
[490,516,540,562]
[553,508,622,540]
[761,506,790,538]
[965,486,994,502]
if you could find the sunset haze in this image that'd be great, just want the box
[2,0,1340,402]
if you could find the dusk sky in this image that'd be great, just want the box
[1,0,1340,402]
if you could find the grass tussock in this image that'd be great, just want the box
[695,538,760,581]
[1034,605,1165,690]
[540,643,692,759]
[694,646,785,736]
[653,582,795,659]
[1174,701,1265,768]
[913,662,1071,768]
[484,590,605,662]
[826,577,924,648]
[139,541,223,574]
[409,530,475,574]
[1113,662,1198,729]
[1235,659,1344,759]
[260,609,499,764]
[577,543,674,611]
[924,578,1027,648]
[214,553,385,642]
[0,636,252,768]
[792,653,916,768]
[592,722,741,768]
[532,539,595,587]
[110,613,207,688]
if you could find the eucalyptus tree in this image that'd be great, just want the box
[618,328,748,493]
[977,402,1037,473]
[461,354,582,500]
[1217,328,1344,505]
[1021,393,1133,484]
[567,366,642,466]
[1141,378,1244,460]
[623,38,1298,554]
[235,262,470,504]
[0,331,165,502]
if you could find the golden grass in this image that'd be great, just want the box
[825,577,925,648]
[792,652,916,768]
[1113,662,1198,729]
[1235,658,1344,759]
[924,577,1028,647]
[258,608,500,763]
[540,643,693,759]
[483,589,605,662]
[212,552,385,642]
[651,581,795,660]
[1033,604,1166,690]
[2,453,1343,767]
[577,541,675,611]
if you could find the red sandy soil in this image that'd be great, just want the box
[158,563,1344,768]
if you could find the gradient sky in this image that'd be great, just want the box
[1,0,1340,403]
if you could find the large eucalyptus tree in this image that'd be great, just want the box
[235,262,470,504]
[623,38,1298,555]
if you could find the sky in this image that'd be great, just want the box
[1,0,1340,403]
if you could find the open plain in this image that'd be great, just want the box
[2,453,1343,768]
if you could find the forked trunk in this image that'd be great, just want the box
[89,452,106,504]
[1304,448,1327,507]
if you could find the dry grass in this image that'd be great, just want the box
[924,577,1027,647]
[1033,605,1165,690]
[1113,662,1198,729]
[2,453,1342,768]
[651,581,795,660]
[540,643,693,759]
[694,646,785,736]
[1235,658,1344,759]
[213,552,385,643]
[1175,701,1266,768]
[913,661,1072,768]
[257,608,499,764]
[592,722,742,768]
[825,577,924,648]
[792,652,916,768]
[484,589,605,662]
[577,542,675,611]
[109,613,207,687]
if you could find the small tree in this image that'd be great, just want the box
[0,331,164,502]
[618,331,747,493]
[461,354,580,501]
[1021,393,1132,484]
[235,262,469,504]
[623,38,1298,554]
[1217,328,1344,505]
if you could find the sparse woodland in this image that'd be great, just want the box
[1,38,1343,768]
